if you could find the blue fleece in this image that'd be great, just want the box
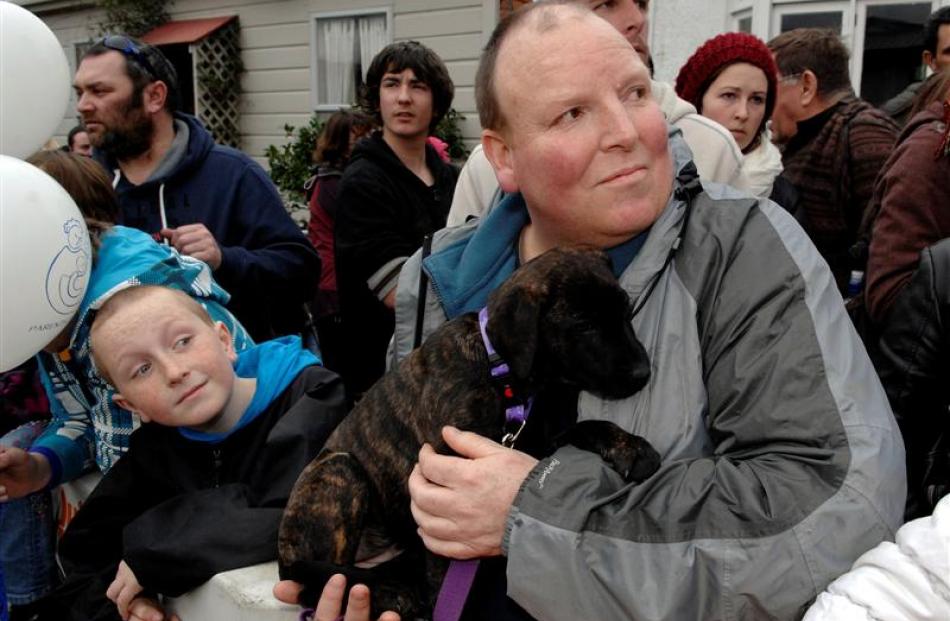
[95,113,318,341]
[423,193,648,320]
[33,226,254,483]
[178,336,318,443]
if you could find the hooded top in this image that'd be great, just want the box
[334,131,458,396]
[32,225,253,485]
[95,113,320,341]
[49,339,347,619]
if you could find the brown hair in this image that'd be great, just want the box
[90,285,214,384]
[768,28,852,98]
[26,150,121,263]
[475,0,587,132]
[314,109,374,168]
[908,69,950,120]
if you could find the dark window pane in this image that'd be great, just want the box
[861,3,932,106]
[781,11,843,33]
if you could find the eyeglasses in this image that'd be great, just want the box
[777,73,803,84]
[99,35,159,80]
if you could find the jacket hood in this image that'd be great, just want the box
[652,80,697,124]
[93,113,215,189]
[741,132,784,198]
[348,131,445,182]
[896,100,946,148]
[179,336,319,443]
[70,225,230,346]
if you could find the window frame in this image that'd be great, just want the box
[309,7,393,111]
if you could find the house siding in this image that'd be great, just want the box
[18,0,495,166]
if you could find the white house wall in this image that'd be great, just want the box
[650,0,731,83]
[18,0,494,166]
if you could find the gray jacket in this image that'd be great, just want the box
[392,135,905,621]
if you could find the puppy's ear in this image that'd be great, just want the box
[487,286,542,379]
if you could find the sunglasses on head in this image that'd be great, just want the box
[99,35,159,79]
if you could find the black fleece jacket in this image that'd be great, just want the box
[334,132,458,396]
[39,364,346,621]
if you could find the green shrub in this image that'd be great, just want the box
[264,113,325,204]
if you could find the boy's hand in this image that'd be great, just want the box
[127,597,179,621]
[107,561,146,620]
[273,575,400,621]
[0,447,52,501]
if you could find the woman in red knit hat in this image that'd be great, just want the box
[676,32,796,209]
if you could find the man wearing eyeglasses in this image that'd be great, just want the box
[768,28,898,297]
[72,35,320,342]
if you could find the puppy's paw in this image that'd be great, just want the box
[564,419,661,483]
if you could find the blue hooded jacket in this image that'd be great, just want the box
[33,225,254,484]
[94,113,320,340]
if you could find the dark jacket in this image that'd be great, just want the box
[40,338,346,621]
[96,113,321,341]
[334,132,458,396]
[779,94,898,294]
[876,238,950,520]
[306,166,343,301]
[865,101,950,324]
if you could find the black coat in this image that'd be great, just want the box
[876,237,950,520]
[39,365,346,621]
[334,133,458,397]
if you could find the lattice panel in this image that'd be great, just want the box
[194,19,241,148]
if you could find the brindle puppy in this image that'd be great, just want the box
[278,247,661,617]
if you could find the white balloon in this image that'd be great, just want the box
[0,155,90,371]
[0,3,71,157]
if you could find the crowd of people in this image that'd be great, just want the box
[1,0,949,620]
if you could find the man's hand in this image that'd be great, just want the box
[160,224,222,270]
[107,561,148,621]
[409,426,538,559]
[273,575,400,621]
[0,447,52,501]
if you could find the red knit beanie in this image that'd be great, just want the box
[674,32,777,127]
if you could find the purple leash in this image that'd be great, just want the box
[431,307,534,621]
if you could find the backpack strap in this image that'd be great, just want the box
[413,233,434,350]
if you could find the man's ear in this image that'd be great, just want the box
[482,129,519,194]
[112,393,149,423]
[142,80,168,115]
[923,50,936,72]
[214,321,237,364]
[800,70,819,107]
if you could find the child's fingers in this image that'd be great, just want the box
[314,574,347,621]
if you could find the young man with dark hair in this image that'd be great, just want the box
[333,41,459,400]
[73,36,320,342]
[768,27,898,295]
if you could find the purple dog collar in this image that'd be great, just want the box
[478,306,533,447]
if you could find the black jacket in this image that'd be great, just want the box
[876,238,950,520]
[334,133,458,396]
[40,363,346,621]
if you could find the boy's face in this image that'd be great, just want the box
[379,67,434,141]
[95,289,238,430]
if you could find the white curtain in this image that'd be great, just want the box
[358,15,388,82]
[318,18,356,105]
